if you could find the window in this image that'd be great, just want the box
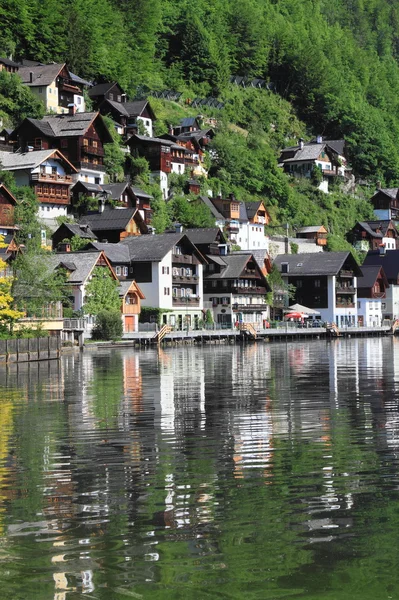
[34,138,42,148]
[129,266,134,274]
[50,186,55,196]
[62,188,68,197]
[76,96,82,104]
[52,166,57,175]
[173,267,179,276]
[49,88,52,94]
[43,185,48,195]
[382,303,386,310]
[83,138,88,146]
[61,139,68,148]
[174,246,182,255]
[212,281,217,288]
[180,288,186,297]
[314,279,321,288]
[117,95,121,102]
[109,93,114,100]
[123,267,128,276]
[164,287,170,295]
[92,140,98,148]
[36,185,42,194]
[56,188,61,196]
[162,266,169,274]
[173,288,178,297]
[93,157,98,165]
[186,268,191,276]
[40,165,46,174]
[116,266,121,276]
[39,87,43,93]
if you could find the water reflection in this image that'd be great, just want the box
[2,339,399,597]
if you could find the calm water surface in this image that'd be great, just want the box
[0,338,399,599]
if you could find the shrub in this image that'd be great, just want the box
[92,310,123,341]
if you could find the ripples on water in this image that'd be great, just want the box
[0,338,399,598]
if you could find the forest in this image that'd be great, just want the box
[1,0,399,247]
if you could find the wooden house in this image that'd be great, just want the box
[0,149,77,220]
[0,184,18,236]
[356,265,389,326]
[79,206,148,243]
[118,280,145,333]
[18,63,86,113]
[296,225,328,246]
[11,110,113,185]
[88,82,125,105]
[0,57,20,73]
[370,188,399,221]
[51,222,97,250]
[127,135,174,198]
[348,220,398,252]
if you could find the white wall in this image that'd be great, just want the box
[171,162,185,175]
[384,285,399,319]
[357,298,383,327]
[137,116,153,137]
[151,170,169,199]
[73,94,85,113]
[234,223,269,251]
[38,204,68,219]
[78,168,105,185]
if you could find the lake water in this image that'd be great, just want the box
[1,338,399,599]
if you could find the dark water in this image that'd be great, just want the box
[1,338,399,599]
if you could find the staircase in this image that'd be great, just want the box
[152,325,173,344]
[390,319,399,335]
[239,322,257,340]
[326,322,341,337]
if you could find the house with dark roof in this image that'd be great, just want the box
[51,222,97,250]
[17,63,86,113]
[356,264,389,326]
[370,188,399,221]
[127,135,174,198]
[172,117,201,136]
[347,220,398,252]
[11,110,113,185]
[296,225,328,247]
[198,194,270,251]
[88,82,125,105]
[279,137,349,193]
[274,251,362,326]
[185,227,227,256]
[0,57,20,73]
[362,249,399,319]
[203,252,271,328]
[0,149,77,220]
[94,232,207,329]
[79,205,148,243]
[0,184,18,236]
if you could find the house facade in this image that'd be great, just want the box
[357,265,389,327]
[274,251,362,326]
[127,135,174,198]
[18,63,86,113]
[348,220,398,252]
[0,184,18,237]
[11,110,113,185]
[362,249,399,320]
[0,149,77,219]
[79,205,148,243]
[296,225,328,247]
[370,188,399,221]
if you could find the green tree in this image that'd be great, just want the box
[91,309,123,340]
[83,267,120,316]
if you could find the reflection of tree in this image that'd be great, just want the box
[89,354,124,430]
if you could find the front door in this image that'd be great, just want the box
[125,316,135,333]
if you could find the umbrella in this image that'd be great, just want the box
[287,303,320,315]
[284,312,306,319]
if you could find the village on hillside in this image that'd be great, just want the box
[1,57,398,341]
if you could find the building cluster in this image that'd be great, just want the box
[0,58,398,335]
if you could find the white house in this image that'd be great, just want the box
[357,265,389,327]
[274,251,362,326]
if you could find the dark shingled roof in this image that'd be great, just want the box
[244,201,263,220]
[15,112,112,141]
[199,196,224,221]
[0,57,20,68]
[274,251,362,276]
[362,250,399,282]
[71,181,103,193]
[56,223,97,240]
[120,232,206,263]
[79,207,138,231]
[127,134,173,145]
[131,186,153,200]
[102,182,130,199]
[88,241,131,263]
[18,63,65,86]
[372,188,399,200]
[179,117,199,128]
[185,227,226,245]
[206,254,249,279]
[47,251,105,284]
[357,220,396,238]
[89,82,121,97]
[357,265,387,290]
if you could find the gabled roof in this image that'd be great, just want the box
[118,280,145,299]
[100,99,156,120]
[185,227,226,246]
[88,241,131,263]
[101,98,130,117]
[18,63,66,86]
[12,112,113,142]
[206,254,270,288]
[131,186,153,200]
[357,220,398,237]
[199,196,224,221]
[231,249,271,274]
[127,134,174,146]
[47,250,114,284]
[0,57,20,68]
[71,181,103,193]
[89,82,123,97]
[297,225,327,234]
[244,200,266,221]
[120,233,207,263]
[274,251,362,276]
[362,250,399,282]
[101,182,132,200]
[282,143,328,163]
[357,264,389,291]
[69,72,92,87]
[371,188,399,200]
[0,148,77,172]
[79,206,145,232]
[53,223,97,240]
[0,183,17,205]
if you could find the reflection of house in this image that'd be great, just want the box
[357,265,389,327]
[0,149,77,220]
[199,194,270,250]
[79,206,148,243]
[362,249,399,319]
[0,184,18,236]
[370,188,399,221]
[279,138,349,193]
[18,62,86,113]
[296,225,328,247]
[204,253,271,327]
[348,220,398,252]
[11,110,113,185]
[274,251,362,326]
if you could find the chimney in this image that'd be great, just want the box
[29,71,33,83]
[299,138,304,150]
[168,123,174,135]
[376,180,382,190]
[316,135,323,143]
[98,198,105,213]
[68,103,77,115]
[174,222,183,234]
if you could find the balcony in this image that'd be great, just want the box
[336,285,355,293]
[59,80,82,95]
[80,161,106,172]
[31,173,73,183]
[230,286,267,294]
[82,145,105,157]
[172,253,194,264]
[339,270,353,278]
[172,274,198,283]
[336,302,355,308]
[233,303,266,311]
[172,296,200,307]
[37,194,70,205]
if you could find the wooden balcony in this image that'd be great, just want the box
[80,161,106,172]
[172,297,200,307]
[336,302,355,308]
[172,253,195,264]
[336,285,355,293]
[82,145,105,157]
[31,173,73,183]
[37,194,70,205]
[172,274,198,283]
[122,303,140,315]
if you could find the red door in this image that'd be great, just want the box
[125,316,135,332]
